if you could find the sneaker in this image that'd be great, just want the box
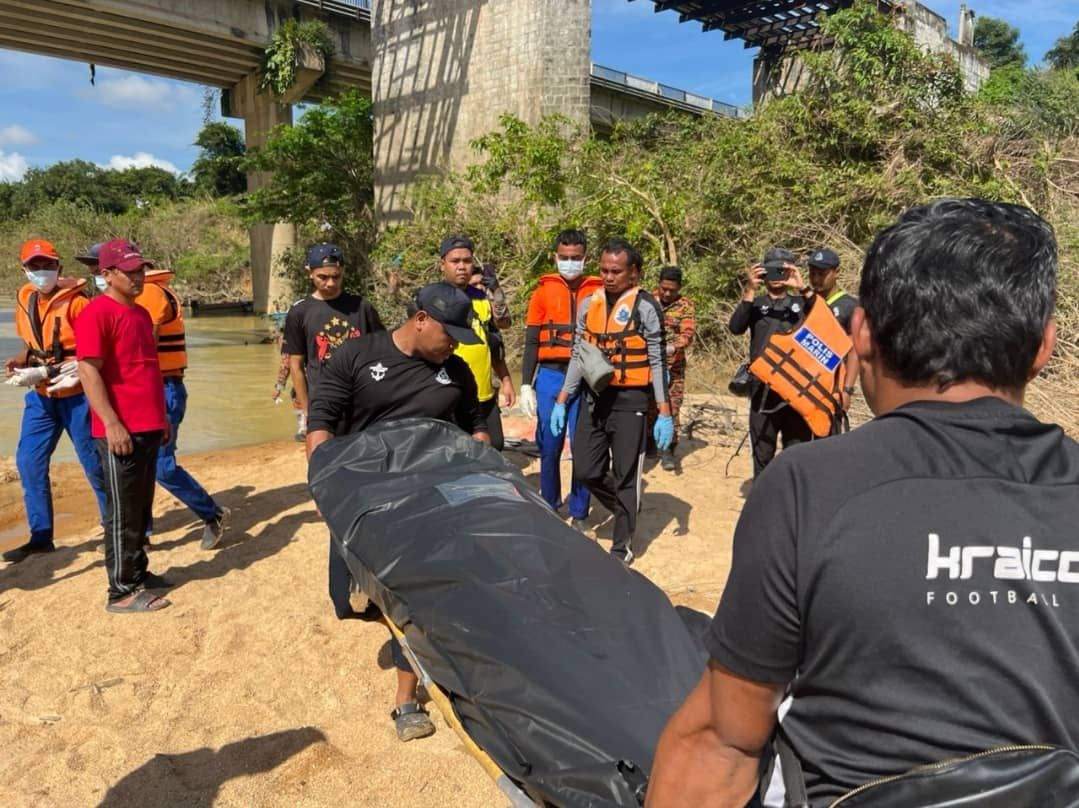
[392,703,436,742]
[201,507,230,550]
[570,518,589,533]
[612,547,635,567]
[2,541,55,564]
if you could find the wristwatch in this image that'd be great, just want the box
[843,386,856,395]
[800,285,813,295]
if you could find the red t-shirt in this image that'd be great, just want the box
[75,294,167,438]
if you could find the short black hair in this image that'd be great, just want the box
[600,238,642,272]
[553,229,588,251]
[860,198,1056,390]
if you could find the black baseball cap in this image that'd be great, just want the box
[413,282,482,345]
[305,243,344,268]
[439,235,474,258]
[75,242,105,267]
[807,247,840,269]
[762,247,796,270]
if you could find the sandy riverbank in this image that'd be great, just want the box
[0,400,750,808]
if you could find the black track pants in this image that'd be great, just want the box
[97,431,162,602]
[749,392,812,477]
[572,400,647,556]
[479,397,504,452]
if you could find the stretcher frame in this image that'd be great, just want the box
[382,615,539,808]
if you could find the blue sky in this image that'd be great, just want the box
[0,0,1072,181]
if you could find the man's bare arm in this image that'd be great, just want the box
[289,354,310,413]
[78,358,133,456]
[646,660,784,808]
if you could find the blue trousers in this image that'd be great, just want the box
[534,365,590,519]
[16,391,107,546]
[156,379,219,523]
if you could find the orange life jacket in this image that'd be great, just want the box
[140,271,187,376]
[528,274,603,363]
[583,287,651,387]
[15,279,88,399]
[749,295,852,438]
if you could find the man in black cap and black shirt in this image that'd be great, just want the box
[807,246,860,411]
[649,199,1079,807]
[307,281,489,743]
[729,247,814,476]
[282,243,384,438]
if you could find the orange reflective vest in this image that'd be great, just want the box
[583,287,651,387]
[138,272,186,376]
[14,280,88,399]
[749,295,852,438]
[527,274,603,363]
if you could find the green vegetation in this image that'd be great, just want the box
[973,16,1026,69]
[257,19,335,98]
[191,122,247,197]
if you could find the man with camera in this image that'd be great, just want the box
[729,248,814,476]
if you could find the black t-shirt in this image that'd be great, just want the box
[307,330,485,438]
[708,397,1079,805]
[281,293,384,390]
[728,294,807,361]
[826,291,859,334]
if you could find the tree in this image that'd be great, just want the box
[191,122,247,196]
[1045,21,1079,71]
[973,16,1027,69]
[243,90,375,289]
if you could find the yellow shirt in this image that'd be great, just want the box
[455,295,495,402]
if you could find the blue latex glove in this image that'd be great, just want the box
[654,414,674,451]
[550,402,567,436]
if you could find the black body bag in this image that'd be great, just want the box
[778,737,1079,807]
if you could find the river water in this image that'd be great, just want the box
[0,307,298,462]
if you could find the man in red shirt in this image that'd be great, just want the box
[76,239,171,613]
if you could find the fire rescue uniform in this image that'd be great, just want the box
[135,271,223,527]
[13,278,107,548]
[455,286,507,451]
[560,287,668,559]
[522,273,603,518]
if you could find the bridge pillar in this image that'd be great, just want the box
[226,72,296,314]
[371,0,592,225]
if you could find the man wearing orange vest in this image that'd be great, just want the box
[3,239,107,563]
[78,243,228,550]
[551,239,671,566]
[519,229,602,525]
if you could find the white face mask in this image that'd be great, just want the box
[556,259,584,280]
[93,275,108,292]
[24,269,59,294]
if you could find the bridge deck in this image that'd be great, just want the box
[636,0,891,49]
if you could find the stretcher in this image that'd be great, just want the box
[309,418,707,807]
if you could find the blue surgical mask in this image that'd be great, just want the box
[93,275,108,292]
[556,259,584,280]
[24,269,59,294]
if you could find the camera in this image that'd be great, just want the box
[764,264,789,283]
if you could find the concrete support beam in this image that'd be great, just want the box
[227,73,301,314]
[372,0,591,225]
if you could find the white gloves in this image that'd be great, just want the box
[46,361,80,394]
[519,384,537,419]
[6,366,50,387]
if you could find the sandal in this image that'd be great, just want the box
[391,702,435,742]
[106,590,171,614]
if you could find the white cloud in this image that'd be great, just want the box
[103,152,179,174]
[90,75,179,110]
[0,151,29,182]
[0,125,38,147]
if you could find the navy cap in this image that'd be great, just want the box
[305,243,345,268]
[439,235,474,258]
[762,247,796,270]
[413,281,482,345]
[75,242,105,267]
[807,247,840,269]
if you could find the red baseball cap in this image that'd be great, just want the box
[20,239,60,265]
[97,239,150,272]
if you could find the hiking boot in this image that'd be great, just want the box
[2,541,55,564]
[201,507,230,550]
[660,448,677,472]
[392,703,436,742]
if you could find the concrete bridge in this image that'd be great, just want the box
[0,0,740,310]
